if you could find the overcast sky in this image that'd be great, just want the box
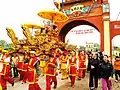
[65,25,100,46]
[0,0,120,46]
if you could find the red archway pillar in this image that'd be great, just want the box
[100,29,104,52]
[102,0,111,57]
[110,36,112,58]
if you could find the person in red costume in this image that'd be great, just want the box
[28,51,42,90]
[68,50,77,88]
[78,50,86,80]
[46,49,58,90]
[0,50,14,90]
[16,52,24,81]
[0,76,2,90]
[21,53,29,84]
[60,50,69,80]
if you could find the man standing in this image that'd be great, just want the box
[28,51,42,90]
[114,56,120,82]
[78,51,86,80]
[46,49,58,90]
[60,51,68,80]
[87,53,100,90]
[68,51,77,88]
[11,53,18,78]
[39,55,47,76]
[22,53,29,84]
[0,50,14,90]
[16,52,24,81]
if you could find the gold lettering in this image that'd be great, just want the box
[77,6,79,10]
[74,7,77,10]
[70,5,84,14]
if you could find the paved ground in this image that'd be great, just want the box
[7,73,120,90]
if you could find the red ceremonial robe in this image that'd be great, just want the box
[28,57,42,90]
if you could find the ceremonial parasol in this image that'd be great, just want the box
[22,24,44,34]
[37,9,69,23]
[23,24,44,29]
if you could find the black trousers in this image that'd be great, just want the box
[89,71,99,89]
[115,70,120,80]
[12,66,18,78]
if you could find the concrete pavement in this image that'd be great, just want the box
[7,73,120,90]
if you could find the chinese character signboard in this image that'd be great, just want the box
[103,3,109,13]
[63,2,102,18]
[64,4,91,16]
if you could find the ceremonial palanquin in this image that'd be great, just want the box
[6,25,63,55]
[5,9,79,56]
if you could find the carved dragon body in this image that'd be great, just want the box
[6,23,68,56]
[6,28,19,47]
[21,25,36,45]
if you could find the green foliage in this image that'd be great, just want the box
[0,40,7,47]
[79,46,85,51]
[0,40,12,50]
[113,46,120,52]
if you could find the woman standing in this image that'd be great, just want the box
[87,53,100,90]
[99,55,113,90]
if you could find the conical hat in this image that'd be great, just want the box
[30,51,36,54]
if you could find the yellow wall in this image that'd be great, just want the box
[104,21,110,56]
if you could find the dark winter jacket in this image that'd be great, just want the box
[99,61,113,79]
[87,58,100,75]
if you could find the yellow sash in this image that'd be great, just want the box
[40,61,46,67]
[0,84,2,90]
[61,63,67,69]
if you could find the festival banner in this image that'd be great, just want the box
[70,29,95,34]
